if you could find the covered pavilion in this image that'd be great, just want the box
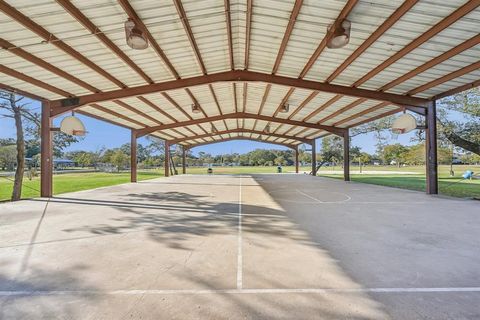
[0,0,479,196]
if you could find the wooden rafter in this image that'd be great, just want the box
[56,0,153,84]
[353,0,480,87]
[333,102,390,126]
[272,0,303,74]
[381,34,480,91]
[0,0,125,88]
[317,98,368,124]
[170,128,310,144]
[224,0,234,70]
[434,78,480,100]
[346,108,401,128]
[408,60,480,95]
[90,103,146,128]
[137,96,177,123]
[326,0,418,83]
[0,64,72,97]
[49,70,430,115]
[244,0,253,69]
[288,91,318,120]
[113,99,163,125]
[0,38,99,93]
[302,95,342,122]
[173,0,207,75]
[136,111,344,137]
[117,0,179,79]
[184,136,298,150]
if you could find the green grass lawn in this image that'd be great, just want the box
[0,171,163,201]
[1,165,478,201]
[318,165,480,199]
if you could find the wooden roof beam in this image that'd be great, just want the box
[184,136,298,150]
[244,0,253,69]
[0,0,125,88]
[50,70,430,115]
[224,0,234,70]
[381,34,480,91]
[57,0,153,84]
[117,0,180,79]
[408,60,480,95]
[299,0,359,78]
[173,0,207,75]
[170,128,311,144]
[136,111,344,137]
[326,0,418,83]
[0,38,99,93]
[0,64,72,97]
[272,0,303,74]
[353,0,480,87]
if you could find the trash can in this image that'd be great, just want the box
[207,167,213,174]
[277,166,282,173]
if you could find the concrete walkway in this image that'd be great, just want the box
[0,174,479,319]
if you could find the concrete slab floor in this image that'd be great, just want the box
[0,174,479,319]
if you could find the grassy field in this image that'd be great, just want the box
[0,171,163,201]
[1,165,479,201]
[317,165,480,199]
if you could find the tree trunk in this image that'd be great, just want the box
[12,103,25,201]
[444,131,480,156]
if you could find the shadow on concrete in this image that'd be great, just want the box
[0,263,98,319]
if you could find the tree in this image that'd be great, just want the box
[0,145,17,171]
[438,88,480,156]
[382,144,408,167]
[318,136,343,168]
[110,150,129,172]
[0,92,36,200]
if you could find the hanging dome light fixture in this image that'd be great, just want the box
[125,18,148,50]
[191,103,201,114]
[211,124,218,134]
[264,124,271,133]
[280,103,289,113]
[327,19,351,49]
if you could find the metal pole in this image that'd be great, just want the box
[311,139,316,176]
[164,141,170,177]
[344,129,350,181]
[182,146,186,174]
[426,100,438,194]
[295,147,299,173]
[130,130,137,183]
[40,101,52,197]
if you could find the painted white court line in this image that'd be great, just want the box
[237,175,243,289]
[295,189,324,203]
[2,287,480,296]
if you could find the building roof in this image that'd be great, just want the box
[0,0,479,148]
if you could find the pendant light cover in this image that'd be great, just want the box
[280,103,289,113]
[192,103,201,113]
[264,124,271,133]
[125,19,148,50]
[327,19,351,49]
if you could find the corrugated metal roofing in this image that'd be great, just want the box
[1,0,479,148]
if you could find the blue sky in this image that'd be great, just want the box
[0,97,415,156]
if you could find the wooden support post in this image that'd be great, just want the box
[426,100,438,194]
[311,139,316,176]
[130,130,137,183]
[164,141,170,177]
[344,129,350,181]
[295,147,299,173]
[40,101,53,197]
[182,146,187,174]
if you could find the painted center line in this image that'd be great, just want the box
[2,287,480,296]
[237,175,243,289]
